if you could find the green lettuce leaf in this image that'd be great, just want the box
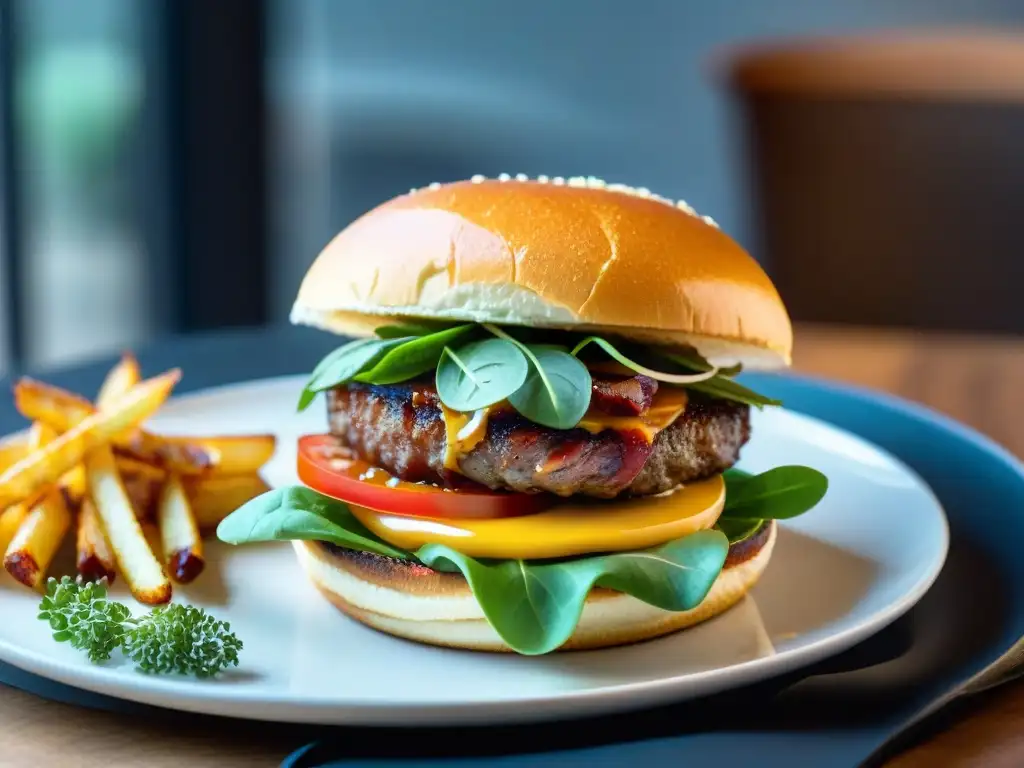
[417,531,728,654]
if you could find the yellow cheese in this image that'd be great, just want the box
[349,474,725,560]
[440,386,688,468]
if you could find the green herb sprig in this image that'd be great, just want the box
[38,576,242,678]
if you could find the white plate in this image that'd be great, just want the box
[0,375,949,725]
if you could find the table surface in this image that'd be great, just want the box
[1,322,1022,768]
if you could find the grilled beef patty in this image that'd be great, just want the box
[325,376,749,499]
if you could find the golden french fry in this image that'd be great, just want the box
[4,489,71,589]
[164,434,277,476]
[0,423,51,557]
[59,464,87,509]
[186,473,271,531]
[14,377,270,476]
[76,497,116,583]
[4,421,70,589]
[0,430,31,473]
[85,444,170,604]
[157,473,204,583]
[0,370,181,509]
[0,422,57,559]
[0,505,29,557]
[97,353,141,408]
[114,454,168,483]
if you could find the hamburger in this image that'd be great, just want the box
[217,174,827,655]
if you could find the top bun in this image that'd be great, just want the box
[291,175,793,369]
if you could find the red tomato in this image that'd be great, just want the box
[296,434,554,520]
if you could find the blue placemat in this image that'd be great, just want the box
[1,326,1022,768]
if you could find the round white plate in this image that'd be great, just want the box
[0,375,949,725]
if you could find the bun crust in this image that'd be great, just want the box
[291,178,792,369]
[292,520,777,653]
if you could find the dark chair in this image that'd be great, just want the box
[718,30,1024,336]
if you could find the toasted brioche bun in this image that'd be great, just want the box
[292,520,776,653]
[290,176,792,370]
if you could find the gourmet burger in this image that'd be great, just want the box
[217,175,827,655]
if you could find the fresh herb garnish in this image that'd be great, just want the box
[435,338,529,411]
[354,324,474,385]
[570,336,719,384]
[38,576,241,677]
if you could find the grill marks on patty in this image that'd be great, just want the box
[326,375,750,499]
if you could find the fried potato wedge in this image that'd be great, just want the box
[85,444,171,604]
[0,370,180,509]
[186,473,271,531]
[76,497,117,583]
[157,473,204,583]
[4,489,71,589]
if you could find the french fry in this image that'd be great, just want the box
[157,473,204,583]
[4,423,71,589]
[97,352,141,407]
[114,454,168,483]
[85,444,170,604]
[163,434,277,476]
[76,497,116,583]
[14,377,273,476]
[0,370,181,510]
[185,473,271,531]
[0,429,30,473]
[4,490,71,589]
[0,422,55,555]
[0,505,29,558]
[59,464,87,509]
[139,518,162,558]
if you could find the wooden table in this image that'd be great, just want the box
[1,322,1022,767]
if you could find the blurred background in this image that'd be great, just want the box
[0,0,1022,375]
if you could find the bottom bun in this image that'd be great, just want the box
[292,520,777,653]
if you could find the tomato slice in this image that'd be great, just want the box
[296,434,555,520]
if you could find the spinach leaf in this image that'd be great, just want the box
[354,324,474,385]
[722,465,828,520]
[507,346,592,430]
[375,320,456,339]
[661,348,743,378]
[685,377,782,409]
[570,336,720,384]
[298,337,409,411]
[435,338,529,411]
[716,517,764,544]
[416,530,729,655]
[216,486,409,559]
[485,325,592,430]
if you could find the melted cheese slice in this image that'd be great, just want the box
[440,386,689,470]
[349,474,725,560]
